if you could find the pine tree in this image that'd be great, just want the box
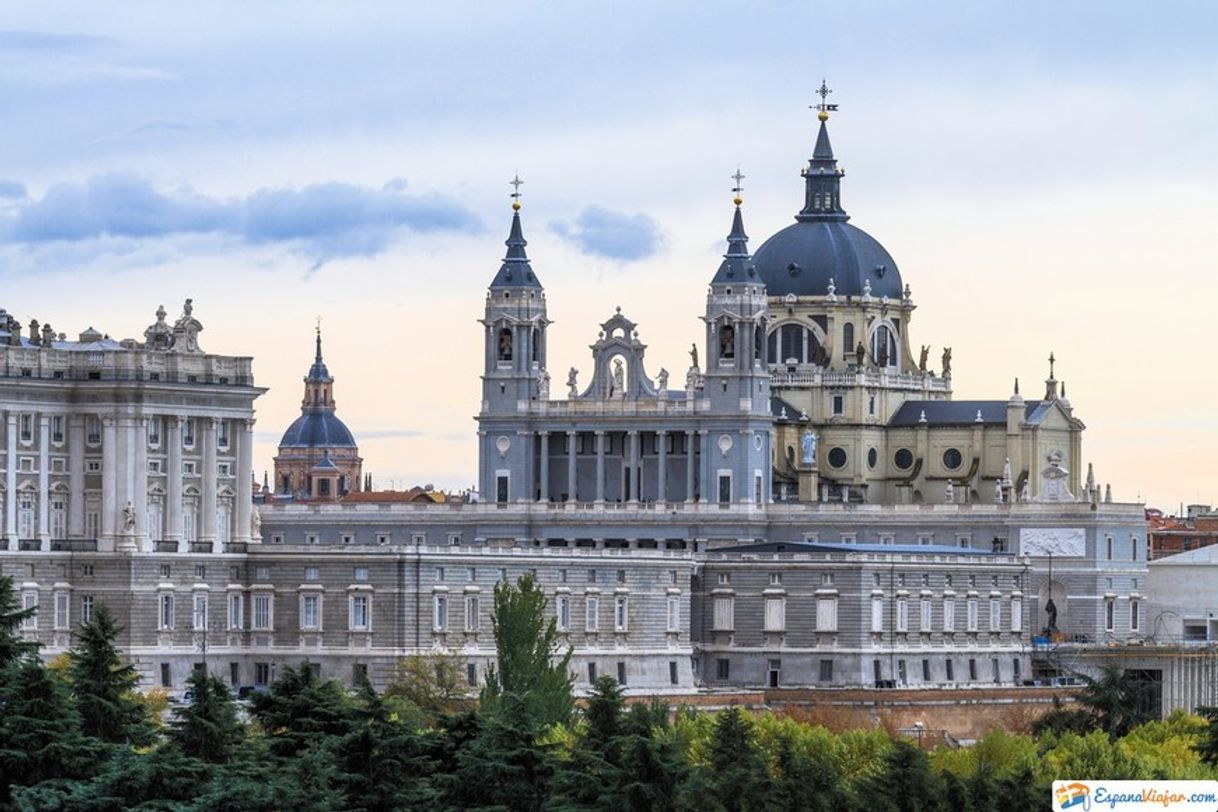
[170,667,243,763]
[67,603,151,745]
[249,661,358,759]
[696,706,770,812]
[445,692,554,811]
[862,739,944,812]
[482,573,574,727]
[0,572,39,668]
[548,677,627,810]
[616,701,688,812]
[0,658,100,803]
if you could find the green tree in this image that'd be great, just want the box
[766,727,847,812]
[1194,706,1218,766]
[862,739,943,812]
[444,692,554,811]
[1075,666,1157,738]
[170,668,243,763]
[0,573,39,667]
[616,701,689,812]
[249,661,357,759]
[482,573,574,727]
[548,676,627,810]
[0,658,100,804]
[67,604,151,745]
[384,652,471,719]
[681,706,770,812]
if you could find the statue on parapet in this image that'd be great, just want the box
[941,347,952,378]
[566,367,579,398]
[919,345,929,374]
[689,342,699,370]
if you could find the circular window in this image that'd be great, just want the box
[828,447,847,469]
[894,448,914,470]
[943,448,963,470]
[867,448,878,469]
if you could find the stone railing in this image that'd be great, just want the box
[770,367,951,393]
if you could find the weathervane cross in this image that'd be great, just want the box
[315,314,322,334]
[509,174,524,201]
[811,78,839,113]
[731,166,746,196]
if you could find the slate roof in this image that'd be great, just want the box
[489,210,542,289]
[279,412,357,448]
[713,540,995,557]
[887,399,1048,427]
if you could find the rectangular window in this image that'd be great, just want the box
[717,572,730,585]
[19,414,33,443]
[254,566,270,581]
[967,598,979,632]
[1011,598,1023,632]
[300,594,320,630]
[350,595,370,631]
[464,595,479,632]
[183,419,195,448]
[228,593,243,630]
[897,659,907,684]
[716,658,730,680]
[433,594,448,631]
[713,596,734,631]
[669,661,679,686]
[717,474,731,505]
[873,659,883,685]
[614,596,628,632]
[832,394,844,415]
[616,569,626,584]
[946,659,955,681]
[86,416,101,445]
[496,475,509,504]
[217,420,230,449]
[588,662,597,683]
[992,658,1000,682]
[968,658,978,681]
[255,662,271,686]
[161,663,172,688]
[922,659,931,682]
[252,593,272,630]
[617,661,626,684]
[467,663,478,686]
[585,596,599,632]
[1105,599,1115,632]
[1131,537,1138,561]
[666,595,680,632]
[588,569,598,584]
[159,593,174,630]
[769,572,782,585]
[895,597,908,632]
[192,593,208,631]
[920,598,932,631]
[1013,659,1022,682]
[943,598,956,632]
[1106,535,1114,560]
[147,417,160,447]
[557,595,571,631]
[54,592,69,630]
[1131,599,1140,631]
[819,659,833,682]
[764,597,786,632]
[354,567,369,582]
[816,596,838,632]
[305,567,319,581]
[51,415,65,444]
[81,594,94,624]
[989,598,1001,631]
[871,596,884,632]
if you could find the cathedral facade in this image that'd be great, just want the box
[0,99,1149,700]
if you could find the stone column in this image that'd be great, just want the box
[167,417,183,543]
[657,430,667,503]
[697,430,709,503]
[201,418,217,546]
[101,415,117,543]
[133,417,148,550]
[37,415,50,547]
[566,431,577,502]
[68,416,85,537]
[685,430,695,504]
[538,431,549,503]
[628,430,639,503]
[235,418,253,543]
[594,430,605,503]
[115,416,138,553]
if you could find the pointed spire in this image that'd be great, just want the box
[711,168,753,284]
[306,321,332,383]
[1044,351,1059,400]
[490,175,542,289]
[798,79,848,223]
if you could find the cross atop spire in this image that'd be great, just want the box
[731,166,745,206]
[509,174,524,210]
[1048,352,1056,379]
[811,78,839,121]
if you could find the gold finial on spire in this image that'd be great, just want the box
[509,174,524,211]
[811,78,838,122]
[731,166,745,206]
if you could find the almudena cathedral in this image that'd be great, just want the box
[2,97,1165,704]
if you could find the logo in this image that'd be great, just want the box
[1056,782,1090,810]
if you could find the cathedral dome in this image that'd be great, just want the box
[278,411,357,448]
[751,219,902,299]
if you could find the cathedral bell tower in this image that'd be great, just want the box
[699,178,773,504]
[477,178,549,502]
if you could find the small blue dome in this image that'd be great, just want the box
[279,411,357,448]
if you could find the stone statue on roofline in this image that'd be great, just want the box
[170,298,204,353]
[941,347,952,377]
[566,367,579,398]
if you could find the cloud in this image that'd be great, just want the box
[0,173,482,269]
[0,30,111,52]
[549,205,663,261]
[0,181,25,199]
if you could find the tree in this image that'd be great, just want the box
[0,573,39,668]
[862,739,943,812]
[249,661,357,759]
[1072,667,1157,739]
[482,573,574,727]
[170,668,243,763]
[1195,706,1218,766]
[682,706,770,812]
[67,603,151,745]
[384,652,470,719]
[616,701,689,812]
[548,676,627,810]
[0,658,100,804]
[443,692,554,812]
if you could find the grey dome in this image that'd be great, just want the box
[751,219,902,299]
[279,411,357,448]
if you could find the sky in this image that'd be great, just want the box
[1,1,1216,510]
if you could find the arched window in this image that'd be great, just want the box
[843,323,854,357]
[720,323,735,359]
[497,327,513,361]
[871,325,897,368]
[754,324,764,361]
